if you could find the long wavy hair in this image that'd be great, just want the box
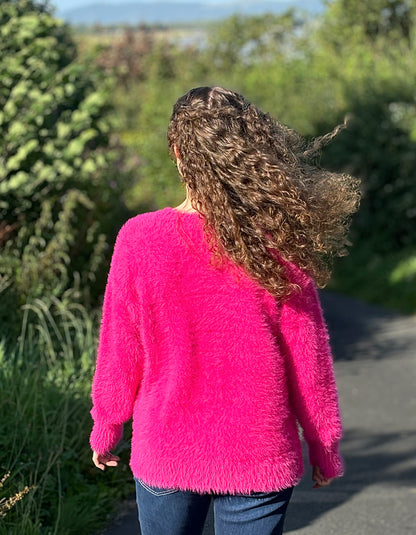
[167,86,360,298]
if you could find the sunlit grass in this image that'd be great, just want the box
[330,244,416,315]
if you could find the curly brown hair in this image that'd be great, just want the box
[167,86,360,298]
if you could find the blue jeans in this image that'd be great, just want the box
[135,477,294,535]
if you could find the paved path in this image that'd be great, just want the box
[100,291,416,535]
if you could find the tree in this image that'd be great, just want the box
[94,25,155,87]
[312,1,416,252]
[322,0,415,44]
[0,0,130,330]
[206,11,303,71]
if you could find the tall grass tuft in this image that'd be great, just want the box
[0,297,133,535]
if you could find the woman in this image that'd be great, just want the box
[90,86,360,534]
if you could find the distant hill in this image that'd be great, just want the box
[60,1,323,26]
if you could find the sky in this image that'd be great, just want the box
[52,0,297,10]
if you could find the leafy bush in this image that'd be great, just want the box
[311,1,416,254]
[0,0,131,334]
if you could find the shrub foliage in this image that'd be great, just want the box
[0,0,129,330]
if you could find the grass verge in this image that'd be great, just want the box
[0,297,133,535]
[329,244,416,315]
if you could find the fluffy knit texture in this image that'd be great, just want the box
[90,207,345,494]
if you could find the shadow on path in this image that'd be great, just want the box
[320,290,416,361]
[285,428,416,532]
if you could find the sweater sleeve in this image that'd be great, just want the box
[279,271,345,479]
[89,225,143,455]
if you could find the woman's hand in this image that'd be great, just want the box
[92,451,120,471]
[312,465,334,488]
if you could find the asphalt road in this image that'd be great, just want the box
[100,291,416,535]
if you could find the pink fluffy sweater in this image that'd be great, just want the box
[90,207,344,494]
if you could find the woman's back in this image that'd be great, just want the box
[90,206,343,494]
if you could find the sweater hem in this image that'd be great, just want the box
[129,456,304,495]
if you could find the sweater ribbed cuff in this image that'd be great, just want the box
[308,441,345,479]
[89,420,123,455]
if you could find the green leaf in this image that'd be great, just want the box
[0,171,29,193]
